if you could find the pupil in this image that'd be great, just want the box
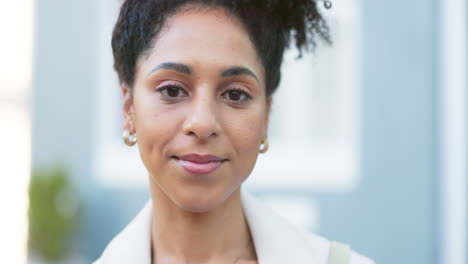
[167,87,179,97]
[229,91,241,101]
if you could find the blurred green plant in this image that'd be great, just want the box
[28,165,81,261]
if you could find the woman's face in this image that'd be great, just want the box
[123,6,271,212]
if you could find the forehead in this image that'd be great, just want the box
[136,6,265,83]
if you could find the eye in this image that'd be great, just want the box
[222,88,252,104]
[156,85,188,100]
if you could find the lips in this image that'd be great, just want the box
[173,154,227,175]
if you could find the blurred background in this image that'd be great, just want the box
[0,0,466,263]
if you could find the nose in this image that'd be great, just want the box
[182,92,220,140]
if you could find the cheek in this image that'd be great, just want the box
[222,106,266,156]
[133,94,182,167]
[225,110,265,180]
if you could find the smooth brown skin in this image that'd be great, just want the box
[122,5,271,264]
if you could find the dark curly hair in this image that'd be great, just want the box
[112,0,331,97]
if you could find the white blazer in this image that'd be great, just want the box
[93,188,375,264]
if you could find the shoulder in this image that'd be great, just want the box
[91,200,153,264]
[350,251,376,264]
[303,232,376,264]
[241,189,375,264]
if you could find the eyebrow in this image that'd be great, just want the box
[149,62,191,75]
[221,66,259,84]
[148,62,259,84]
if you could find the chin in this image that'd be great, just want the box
[169,185,238,213]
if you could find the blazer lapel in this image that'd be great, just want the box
[241,188,328,264]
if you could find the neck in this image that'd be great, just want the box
[149,184,255,264]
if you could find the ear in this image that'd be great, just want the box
[122,83,135,134]
[263,96,272,139]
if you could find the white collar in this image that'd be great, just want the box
[95,188,333,264]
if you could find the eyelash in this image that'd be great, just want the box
[156,85,188,101]
[221,88,253,104]
[156,85,253,104]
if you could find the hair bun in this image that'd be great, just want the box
[266,0,331,56]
